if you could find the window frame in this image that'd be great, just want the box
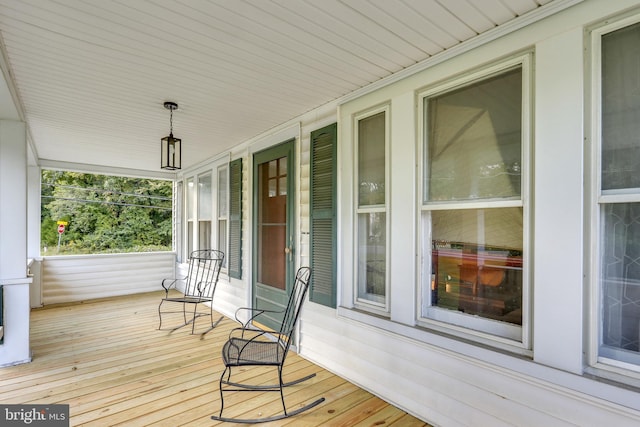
[416,54,532,351]
[185,172,213,256]
[588,14,640,378]
[353,104,391,315]
[182,159,231,263]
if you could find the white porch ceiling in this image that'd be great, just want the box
[0,0,562,174]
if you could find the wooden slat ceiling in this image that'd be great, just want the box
[0,0,562,173]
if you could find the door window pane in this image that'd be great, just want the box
[257,157,287,290]
[425,68,522,202]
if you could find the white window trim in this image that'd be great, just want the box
[587,14,640,380]
[416,54,533,351]
[353,104,391,315]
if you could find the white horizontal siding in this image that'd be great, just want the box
[42,252,175,305]
[299,304,640,426]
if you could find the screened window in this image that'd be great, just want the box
[421,62,527,342]
[356,109,388,311]
[425,68,522,202]
[198,173,212,250]
[185,173,213,254]
[596,21,640,369]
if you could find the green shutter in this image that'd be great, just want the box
[309,123,337,307]
[228,158,242,279]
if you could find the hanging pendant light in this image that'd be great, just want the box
[161,101,181,170]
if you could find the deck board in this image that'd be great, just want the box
[0,291,431,426]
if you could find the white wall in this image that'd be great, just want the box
[0,119,31,366]
[534,27,585,374]
[42,252,175,305]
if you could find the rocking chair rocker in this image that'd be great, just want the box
[158,249,224,335]
[211,266,324,423]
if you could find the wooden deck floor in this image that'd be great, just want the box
[0,291,430,426]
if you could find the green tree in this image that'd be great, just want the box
[41,170,173,255]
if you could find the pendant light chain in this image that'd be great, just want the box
[169,107,174,135]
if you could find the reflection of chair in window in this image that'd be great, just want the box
[211,267,325,423]
[458,249,522,322]
[465,264,502,291]
[158,249,224,335]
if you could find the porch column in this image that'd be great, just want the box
[0,119,31,366]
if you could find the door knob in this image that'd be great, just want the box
[285,236,293,261]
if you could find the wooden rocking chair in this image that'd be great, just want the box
[158,249,224,335]
[211,266,324,423]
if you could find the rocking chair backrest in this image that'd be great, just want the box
[277,267,312,356]
[184,249,224,299]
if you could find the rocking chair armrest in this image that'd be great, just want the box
[161,276,186,296]
[228,326,275,342]
[234,306,260,324]
[195,280,215,295]
[234,306,284,328]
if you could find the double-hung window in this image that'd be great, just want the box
[419,57,530,345]
[182,158,241,272]
[186,172,213,253]
[355,107,389,314]
[593,18,640,372]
